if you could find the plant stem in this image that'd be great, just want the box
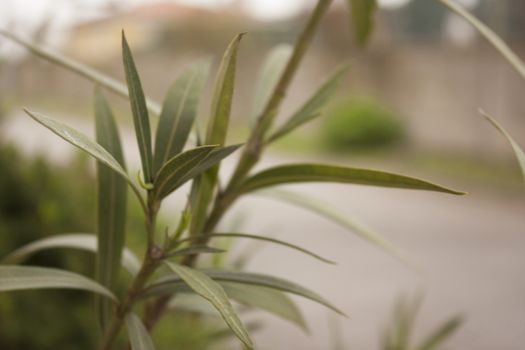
[99,195,160,350]
[99,256,159,350]
[437,0,525,82]
[226,0,334,191]
[0,29,162,116]
[141,0,333,332]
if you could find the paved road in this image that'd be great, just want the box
[3,113,525,349]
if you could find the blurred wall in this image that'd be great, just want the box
[1,0,524,158]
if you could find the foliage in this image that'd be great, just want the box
[322,98,405,151]
[434,0,525,181]
[346,0,377,46]
[0,1,467,349]
[382,295,462,350]
[0,145,97,349]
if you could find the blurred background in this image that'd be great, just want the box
[0,0,524,349]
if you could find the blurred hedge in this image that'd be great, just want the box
[321,98,406,151]
[0,145,99,349]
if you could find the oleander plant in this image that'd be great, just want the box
[0,0,478,349]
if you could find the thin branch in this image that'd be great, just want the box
[140,0,335,331]
[437,0,525,82]
[0,29,162,115]
[226,0,334,189]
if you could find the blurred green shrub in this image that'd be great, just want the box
[0,146,97,349]
[0,144,212,349]
[321,98,406,151]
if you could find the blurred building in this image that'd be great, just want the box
[2,0,525,157]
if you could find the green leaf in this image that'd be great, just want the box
[167,282,307,332]
[1,234,140,276]
[239,164,465,195]
[125,313,156,350]
[168,293,221,316]
[179,144,242,184]
[145,269,344,316]
[221,282,308,332]
[171,145,242,232]
[24,109,144,203]
[164,245,225,258]
[94,88,128,330]
[163,262,253,349]
[417,316,462,350]
[154,144,241,201]
[207,321,263,342]
[188,173,210,236]
[255,189,413,267]
[0,265,116,301]
[391,295,421,350]
[0,30,162,116]
[268,64,349,143]
[481,110,525,181]
[347,0,377,46]
[190,33,244,235]
[122,31,153,183]
[174,233,334,264]
[437,0,525,81]
[153,59,211,173]
[26,109,125,176]
[251,45,293,123]
[153,146,217,199]
[206,33,244,146]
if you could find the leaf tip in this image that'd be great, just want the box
[121,30,130,50]
[22,108,37,120]
[452,189,468,196]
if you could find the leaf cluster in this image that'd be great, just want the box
[0,1,474,349]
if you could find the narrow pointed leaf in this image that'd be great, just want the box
[164,245,225,258]
[24,109,144,200]
[154,144,241,200]
[2,234,140,276]
[145,269,344,315]
[164,262,253,349]
[167,282,306,331]
[256,189,413,267]
[251,45,293,123]
[175,233,334,264]
[437,0,525,81]
[239,164,465,195]
[169,293,221,316]
[122,31,153,183]
[154,59,211,173]
[153,145,216,199]
[417,316,462,350]
[95,88,128,330]
[188,173,209,235]
[190,33,244,235]
[170,144,242,227]
[268,64,349,143]
[221,282,308,332]
[481,110,525,181]
[206,33,244,146]
[208,321,263,342]
[346,0,377,46]
[125,313,156,350]
[178,144,242,185]
[391,296,421,350]
[0,30,162,115]
[0,265,116,300]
